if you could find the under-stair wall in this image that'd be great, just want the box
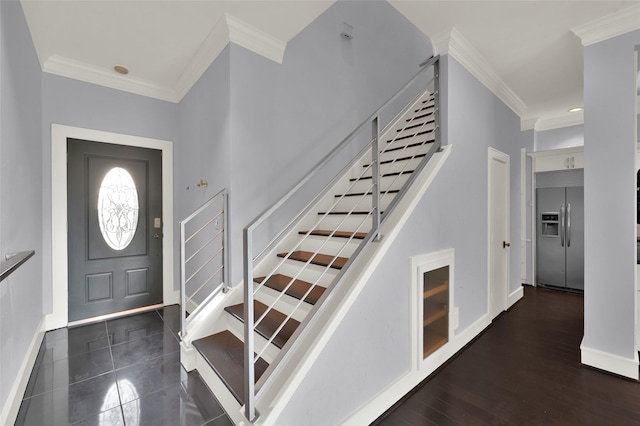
[272,56,526,426]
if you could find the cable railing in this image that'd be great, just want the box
[243,56,440,421]
[180,188,229,339]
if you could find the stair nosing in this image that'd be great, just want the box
[277,250,349,270]
[255,273,326,305]
[225,300,300,349]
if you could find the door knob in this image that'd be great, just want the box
[503,241,510,248]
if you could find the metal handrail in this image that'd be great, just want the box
[247,55,440,264]
[180,188,229,339]
[243,56,440,421]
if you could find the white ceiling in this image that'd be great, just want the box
[20,0,640,130]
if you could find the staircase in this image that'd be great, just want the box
[180,56,445,423]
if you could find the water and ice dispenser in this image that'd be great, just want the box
[540,213,559,237]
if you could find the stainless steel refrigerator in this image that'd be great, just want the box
[536,186,584,291]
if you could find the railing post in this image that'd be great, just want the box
[222,192,230,293]
[243,228,256,421]
[180,221,187,339]
[371,116,381,239]
[433,59,441,151]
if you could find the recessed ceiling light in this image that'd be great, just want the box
[114,65,129,75]
[568,107,583,113]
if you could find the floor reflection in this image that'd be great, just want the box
[16,306,232,426]
[101,379,139,425]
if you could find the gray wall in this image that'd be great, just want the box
[535,124,584,151]
[583,30,640,360]
[275,54,524,425]
[0,0,43,413]
[226,0,433,285]
[176,45,231,289]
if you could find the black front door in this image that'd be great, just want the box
[67,138,163,322]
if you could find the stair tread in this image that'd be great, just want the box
[363,153,426,167]
[299,229,368,239]
[255,273,326,305]
[349,170,413,182]
[277,250,348,269]
[387,127,434,143]
[414,104,435,113]
[192,330,269,405]
[384,140,433,153]
[225,300,300,349]
[335,190,399,198]
[317,211,379,215]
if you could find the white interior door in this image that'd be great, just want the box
[488,147,510,319]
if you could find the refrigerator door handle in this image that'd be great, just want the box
[560,203,565,247]
[567,203,571,247]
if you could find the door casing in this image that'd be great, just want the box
[48,124,175,330]
[488,147,510,319]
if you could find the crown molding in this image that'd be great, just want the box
[526,111,584,132]
[43,55,179,102]
[42,14,287,103]
[571,3,640,46]
[439,28,528,118]
[226,13,286,65]
[174,16,230,102]
[520,117,538,131]
[430,30,450,57]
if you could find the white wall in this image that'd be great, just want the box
[0,0,43,414]
[582,30,640,374]
[274,54,524,425]
[535,124,584,151]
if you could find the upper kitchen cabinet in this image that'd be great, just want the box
[529,147,584,173]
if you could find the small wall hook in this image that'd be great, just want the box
[196,179,208,188]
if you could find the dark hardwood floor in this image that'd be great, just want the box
[374,286,640,425]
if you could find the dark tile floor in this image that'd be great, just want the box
[15,305,233,426]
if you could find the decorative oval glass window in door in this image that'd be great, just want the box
[98,167,139,250]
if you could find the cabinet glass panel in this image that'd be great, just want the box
[423,266,449,358]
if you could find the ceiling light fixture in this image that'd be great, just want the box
[568,107,583,113]
[114,65,129,75]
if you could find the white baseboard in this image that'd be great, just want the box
[165,289,180,306]
[580,339,639,380]
[341,313,491,425]
[0,317,46,425]
[507,286,524,309]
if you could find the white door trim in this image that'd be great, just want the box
[47,124,176,330]
[487,147,510,319]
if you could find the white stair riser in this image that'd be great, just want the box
[330,193,396,213]
[388,125,435,145]
[225,312,280,364]
[276,262,337,288]
[254,284,311,322]
[277,258,347,282]
[379,157,424,175]
[380,143,432,161]
[254,254,337,290]
[348,174,411,193]
[315,213,373,235]
[296,235,362,258]
[385,138,435,154]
